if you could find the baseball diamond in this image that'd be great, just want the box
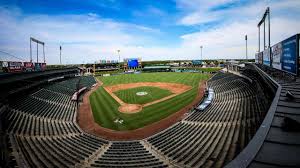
[87,72,209,131]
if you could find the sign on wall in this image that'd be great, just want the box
[282,35,297,75]
[299,36,300,73]
[271,42,282,70]
[258,52,263,64]
[255,53,259,63]
[263,48,271,66]
[8,62,23,72]
[35,63,42,71]
[192,60,202,65]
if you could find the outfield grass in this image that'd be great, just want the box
[90,72,210,131]
[114,86,173,104]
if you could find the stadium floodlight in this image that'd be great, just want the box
[117,49,121,68]
[200,46,203,61]
[245,35,248,60]
[117,50,121,62]
[257,7,270,52]
[30,37,45,63]
[60,46,62,65]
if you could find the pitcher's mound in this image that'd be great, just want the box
[118,104,143,114]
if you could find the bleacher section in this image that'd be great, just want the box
[147,72,269,168]
[1,76,168,167]
[227,64,300,168]
[91,141,167,167]
[0,68,78,101]
[1,70,278,168]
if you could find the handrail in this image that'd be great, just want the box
[225,63,282,168]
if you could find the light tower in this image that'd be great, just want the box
[200,46,203,65]
[245,35,248,60]
[93,61,96,76]
[60,46,62,65]
[117,49,121,68]
[258,7,270,52]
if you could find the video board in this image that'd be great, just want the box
[127,58,139,68]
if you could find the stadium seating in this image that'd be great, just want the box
[147,72,268,168]
[90,141,167,168]
[2,73,273,168]
[3,76,168,167]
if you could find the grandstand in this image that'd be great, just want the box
[2,61,297,167]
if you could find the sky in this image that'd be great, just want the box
[0,0,300,64]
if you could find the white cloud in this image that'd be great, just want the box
[0,1,300,64]
[176,0,237,25]
[179,12,218,26]
[176,0,300,60]
[180,17,300,60]
[0,7,162,64]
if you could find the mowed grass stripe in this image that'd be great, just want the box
[125,87,196,126]
[114,86,173,104]
[90,72,210,131]
[100,72,200,86]
[90,87,126,130]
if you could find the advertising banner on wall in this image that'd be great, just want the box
[192,60,202,65]
[255,53,259,63]
[263,48,271,66]
[258,52,263,64]
[41,63,46,71]
[299,35,300,73]
[271,42,282,70]
[8,62,23,72]
[282,35,297,75]
[34,63,42,71]
[24,62,34,71]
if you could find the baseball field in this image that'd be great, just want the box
[89,72,209,131]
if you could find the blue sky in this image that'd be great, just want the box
[0,0,300,64]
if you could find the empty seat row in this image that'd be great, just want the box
[91,141,167,168]
[2,109,81,136]
[147,72,267,168]
[13,133,108,167]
